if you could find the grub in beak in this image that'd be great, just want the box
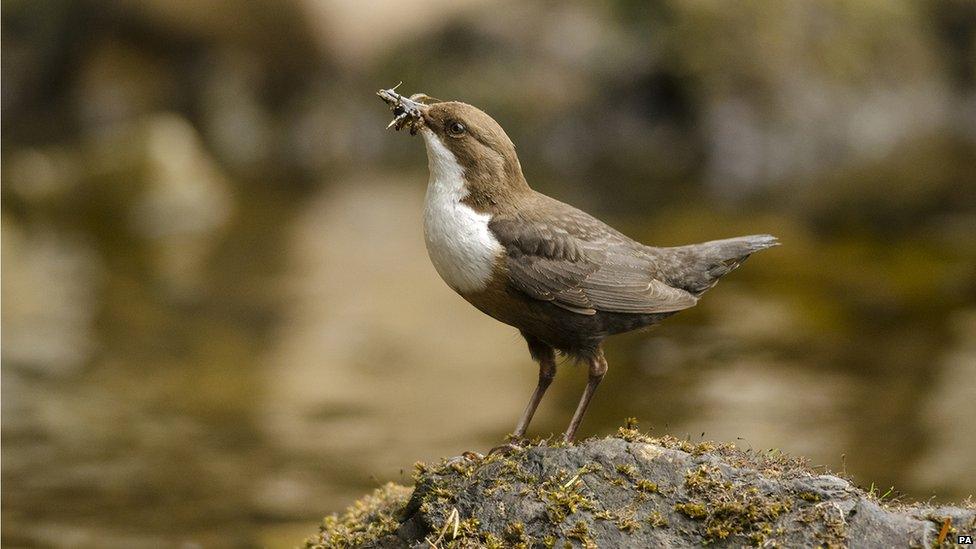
[376,85,437,135]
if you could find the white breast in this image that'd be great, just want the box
[420,129,503,293]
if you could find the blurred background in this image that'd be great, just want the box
[3,0,975,546]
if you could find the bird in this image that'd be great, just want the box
[377,85,779,445]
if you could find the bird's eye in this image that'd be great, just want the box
[447,121,466,136]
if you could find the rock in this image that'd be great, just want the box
[305,424,975,548]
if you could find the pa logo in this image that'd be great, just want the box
[957,534,974,544]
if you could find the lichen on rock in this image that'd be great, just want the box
[305,422,976,548]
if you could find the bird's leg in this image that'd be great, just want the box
[563,349,608,443]
[489,337,556,455]
[512,345,557,438]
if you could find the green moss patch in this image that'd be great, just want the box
[304,483,411,549]
[677,464,792,545]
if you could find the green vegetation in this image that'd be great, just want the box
[677,464,792,544]
[305,483,411,549]
[647,510,669,528]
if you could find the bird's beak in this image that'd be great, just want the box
[376,85,436,136]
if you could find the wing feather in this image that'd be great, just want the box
[490,216,697,315]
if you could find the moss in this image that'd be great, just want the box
[801,502,848,548]
[595,507,642,532]
[412,461,430,482]
[540,469,597,523]
[448,458,477,478]
[678,464,793,546]
[482,481,510,497]
[304,482,411,549]
[614,510,642,532]
[798,491,822,503]
[503,521,531,548]
[456,516,481,537]
[490,455,540,487]
[691,441,716,456]
[647,510,669,528]
[684,465,722,491]
[616,417,654,443]
[675,502,709,519]
[613,459,658,502]
[567,521,597,549]
[422,508,493,548]
[616,463,639,481]
[429,486,456,500]
[636,479,659,493]
[481,532,505,549]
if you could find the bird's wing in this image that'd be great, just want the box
[489,216,698,316]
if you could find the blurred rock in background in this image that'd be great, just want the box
[2,0,975,546]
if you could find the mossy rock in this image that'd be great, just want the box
[306,425,975,548]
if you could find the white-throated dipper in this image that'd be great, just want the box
[377,85,779,444]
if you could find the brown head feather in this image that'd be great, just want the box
[421,102,531,212]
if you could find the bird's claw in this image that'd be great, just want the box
[487,440,527,456]
[444,451,485,466]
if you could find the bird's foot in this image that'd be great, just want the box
[443,450,484,466]
[487,437,529,456]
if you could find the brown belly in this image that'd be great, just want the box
[460,274,673,357]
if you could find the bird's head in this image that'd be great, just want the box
[378,85,529,205]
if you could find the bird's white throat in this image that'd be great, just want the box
[421,129,502,293]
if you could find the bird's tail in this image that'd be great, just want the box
[665,234,779,295]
